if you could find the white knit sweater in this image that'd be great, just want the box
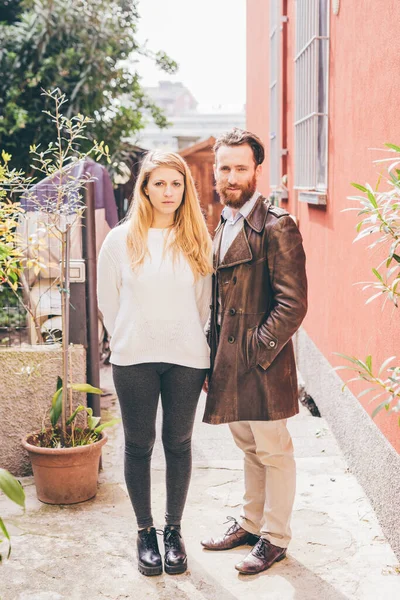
[97,222,211,368]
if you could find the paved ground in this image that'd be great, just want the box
[1,365,399,600]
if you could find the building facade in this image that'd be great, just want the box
[135,81,245,151]
[137,111,246,152]
[247,0,400,551]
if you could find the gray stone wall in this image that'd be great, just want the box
[295,328,400,558]
[0,344,86,476]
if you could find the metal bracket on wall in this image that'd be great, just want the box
[68,259,86,283]
[332,0,340,16]
[270,188,289,203]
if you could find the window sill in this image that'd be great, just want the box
[298,191,327,206]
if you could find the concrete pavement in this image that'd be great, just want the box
[0,364,399,600]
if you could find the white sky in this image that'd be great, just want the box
[135,0,246,111]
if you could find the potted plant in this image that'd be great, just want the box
[1,89,119,504]
[22,394,118,505]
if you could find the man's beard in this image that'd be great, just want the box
[216,174,257,209]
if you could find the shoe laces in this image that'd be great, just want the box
[163,527,182,551]
[223,516,241,537]
[140,527,159,552]
[253,538,268,559]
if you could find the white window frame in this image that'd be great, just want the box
[269,0,282,190]
[294,0,330,200]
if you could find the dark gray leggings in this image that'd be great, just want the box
[112,362,207,529]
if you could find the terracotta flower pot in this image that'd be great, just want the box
[22,431,108,505]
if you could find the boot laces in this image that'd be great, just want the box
[164,527,182,550]
[141,527,159,552]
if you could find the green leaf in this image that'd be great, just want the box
[378,356,396,375]
[69,383,102,394]
[66,404,87,426]
[372,268,383,283]
[56,376,62,391]
[393,254,400,264]
[341,376,363,392]
[94,418,121,434]
[356,221,363,233]
[374,173,383,192]
[367,391,386,405]
[366,292,383,305]
[335,353,370,373]
[334,352,360,365]
[351,183,368,192]
[50,387,63,427]
[367,190,378,209]
[87,415,101,430]
[371,400,391,419]
[51,386,62,409]
[357,386,376,399]
[385,143,400,153]
[0,517,11,561]
[0,469,25,508]
[365,355,372,372]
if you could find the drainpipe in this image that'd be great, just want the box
[82,181,101,418]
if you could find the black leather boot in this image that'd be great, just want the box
[163,525,187,574]
[137,527,162,576]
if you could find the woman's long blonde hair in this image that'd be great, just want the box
[126,151,213,278]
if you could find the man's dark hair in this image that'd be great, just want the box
[213,128,265,166]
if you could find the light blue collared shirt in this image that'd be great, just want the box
[219,191,261,262]
[217,191,261,324]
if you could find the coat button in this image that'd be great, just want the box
[269,340,276,347]
[229,308,236,316]
[232,276,237,284]
[228,336,235,344]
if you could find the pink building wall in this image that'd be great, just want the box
[246,0,400,451]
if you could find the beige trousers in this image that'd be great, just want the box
[229,419,296,548]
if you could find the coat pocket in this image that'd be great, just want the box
[245,326,259,370]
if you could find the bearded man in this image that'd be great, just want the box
[201,128,308,574]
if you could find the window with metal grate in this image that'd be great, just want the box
[294,0,329,194]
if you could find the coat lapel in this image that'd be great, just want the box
[212,196,270,270]
[213,222,224,271]
[218,225,253,269]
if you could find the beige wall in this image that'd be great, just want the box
[0,345,86,476]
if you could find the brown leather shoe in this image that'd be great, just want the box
[235,538,287,574]
[201,517,259,551]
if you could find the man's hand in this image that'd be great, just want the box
[203,375,209,394]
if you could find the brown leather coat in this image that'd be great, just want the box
[203,196,307,425]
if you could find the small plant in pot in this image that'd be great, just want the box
[1,89,119,504]
[22,377,119,504]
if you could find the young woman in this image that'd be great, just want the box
[97,151,212,576]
